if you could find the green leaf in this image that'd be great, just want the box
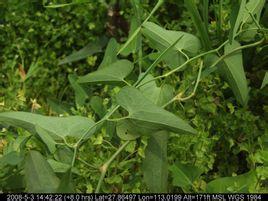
[242,0,265,24]
[201,0,209,30]
[116,120,140,141]
[0,151,23,166]
[25,151,59,193]
[0,112,96,140]
[140,74,174,192]
[169,162,203,188]
[232,0,265,42]
[117,27,141,56]
[4,174,25,190]
[261,72,268,89]
[98,38,119,69]
[184,0,211,50]
[47,159,72,173]
[206,171,258,193]
[47,159,80,176]
[221,40,249,106]
[116,86,196,134]
[120,16,141,56]
[142,22,201,55]
[57,169,75,193]
[68,74,88,106]
[254,150,268,165]
[201,54,222,78]
[25,59,40,81]
[78,60,134,84]
[54,147,73,164]
[5,135,31,153]
[139,74,174,106]
[47,98,71,114]
[35,125,57,153]
[229,0,247,44]
[142,21,201,68]
[143,131,168,193]
[58,38,107,65]
[90,96,106,118]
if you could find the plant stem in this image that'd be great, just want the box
[208,38,265,71]
[179,60,203,101]
[134,35,184,87]
[107,116,129,122]
[77,157,98,169]
[117,27,141,55]
[143,0,164,23]
[71,146,77,167]
[117,0,163,55]
[95,140,130,193]
[137,48,215,88]
[161,60,203,107]
[137,30,266,88]
[71,105,121,168]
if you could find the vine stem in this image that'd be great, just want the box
[136,48,216,88]
[137,31,266,88]
[161,60,203,108]
[95,140,130,193]
[134,35,184,87]
[178,59,203,102]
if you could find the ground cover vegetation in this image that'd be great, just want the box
[0,0,268,193]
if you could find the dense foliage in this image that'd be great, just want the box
[0,0,268,193]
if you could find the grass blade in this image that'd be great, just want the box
[184,0,211,50]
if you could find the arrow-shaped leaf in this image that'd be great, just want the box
[142,21,201,68]
[0,112,96,140]
[134,76,174,192]
[98,38,119,69]
[228,0,247,44]
[58,37,107,65]
[78,60,134,84]
[25,151,59,193]
[221,40,249,106]
[116,86,196,135]
[143,131,168,193]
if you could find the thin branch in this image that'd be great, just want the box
[95,140,130,193]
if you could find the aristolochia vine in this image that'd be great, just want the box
[0,0,267,193]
